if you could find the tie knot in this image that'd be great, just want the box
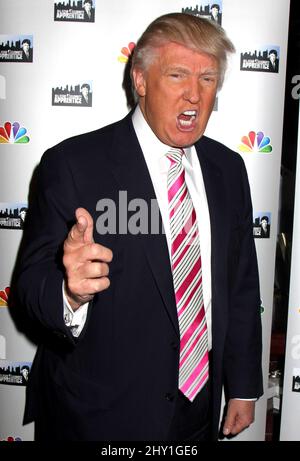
[167,148,184,165]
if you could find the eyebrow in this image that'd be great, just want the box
[164,66,219,76]
[164,66,190,74]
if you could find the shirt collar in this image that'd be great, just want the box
[132,104,193,166]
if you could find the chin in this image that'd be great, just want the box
[172,134,202,148]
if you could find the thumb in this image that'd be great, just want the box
[69,207,94,245]
[223,407,236,436]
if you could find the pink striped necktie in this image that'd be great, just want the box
[167,147,209,402]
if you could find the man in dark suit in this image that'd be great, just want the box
[83,0,95,22]
[15,13,263,441]
[210,4,222,25]
[80,83,92,106]
[260,215,270,238]
[268,49,279,73]
[21,39,33,62]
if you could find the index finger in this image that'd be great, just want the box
[68,207,94,246]
[78,242,113,264]
[75,207,94,244]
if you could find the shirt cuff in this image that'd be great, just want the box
[62,281,89,337]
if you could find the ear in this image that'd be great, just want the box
[132,67,146,97]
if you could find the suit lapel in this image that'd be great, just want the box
[106,114,180,337]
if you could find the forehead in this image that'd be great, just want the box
[155,42,218,70]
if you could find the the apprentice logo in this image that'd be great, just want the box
[240,46,280,73]
[0,35,33,63]
[54,0,95,22]
[52,82,93,107]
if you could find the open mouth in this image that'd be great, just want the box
[177,110,197,129]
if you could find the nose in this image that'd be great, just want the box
[183,77,201,104]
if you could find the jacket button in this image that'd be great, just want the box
[165,393,174,402]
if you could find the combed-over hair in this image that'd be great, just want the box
[131,12,235,90]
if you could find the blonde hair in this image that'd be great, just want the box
[131,12,235,89]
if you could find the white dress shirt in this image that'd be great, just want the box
[63,281,88,337]
[132,105,212,349]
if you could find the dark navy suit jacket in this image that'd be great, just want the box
[16,111,263,441]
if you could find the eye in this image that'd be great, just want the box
[169,73,182,79]
[201,75,218,84]
[167,70,187,80]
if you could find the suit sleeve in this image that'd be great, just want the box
[15,145,80,344]
[223,157,263,399]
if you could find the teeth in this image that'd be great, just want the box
[182,110,197,116]
[179,120,193,126]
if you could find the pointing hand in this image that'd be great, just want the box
[63,207,113,310]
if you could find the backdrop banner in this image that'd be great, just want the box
[0,0,290,441]
[280,105,300,441]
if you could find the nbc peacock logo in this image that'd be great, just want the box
[0,287,10,307]
[238,131,272,154]
[0,122,30,144]
[118,42,135,63]
[0,436,22,442]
